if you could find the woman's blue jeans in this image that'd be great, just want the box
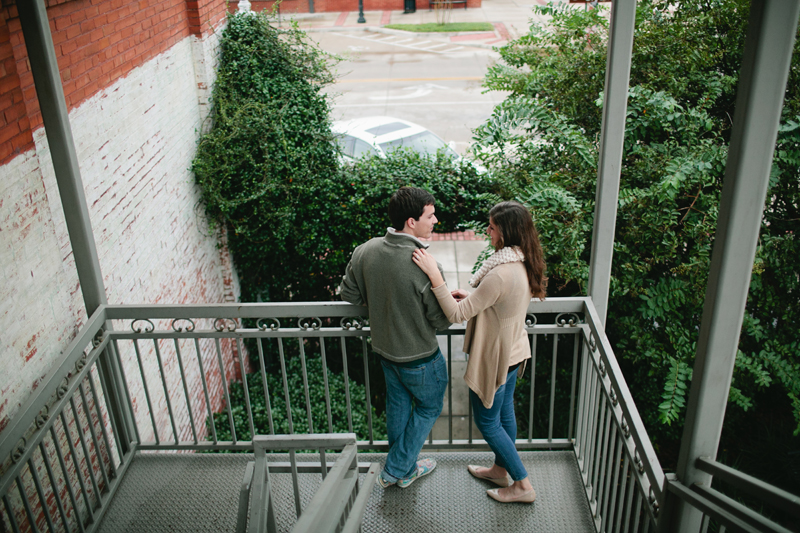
[380,350,448,482]
[469,365,528,482]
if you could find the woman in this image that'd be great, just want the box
[411,201,546,503]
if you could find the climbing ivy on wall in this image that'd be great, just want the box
[191,11,341,301]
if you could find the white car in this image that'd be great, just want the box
[332,116,461,162]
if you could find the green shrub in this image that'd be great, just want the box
[212,342,386,442]
[227,150,496,303]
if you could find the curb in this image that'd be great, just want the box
[303,24,503,49]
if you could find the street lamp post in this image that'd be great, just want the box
[358,0,366,23]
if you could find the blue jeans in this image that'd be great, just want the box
[380,350,448,482]
[470,365,528,482]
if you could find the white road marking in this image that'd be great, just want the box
[418,43,449,50]
[334,101,496,108]
[340,32,467,55]
[367,83,450,100]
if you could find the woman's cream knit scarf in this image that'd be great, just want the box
[469,246,525,288]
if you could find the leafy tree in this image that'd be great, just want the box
[476,0,800,483]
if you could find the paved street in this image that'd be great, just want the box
[286,0,555,153]
[311,30,506,154]
[425,237,489,439]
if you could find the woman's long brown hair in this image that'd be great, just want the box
[489,201,547,300]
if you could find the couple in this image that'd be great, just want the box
[340,187,547,504]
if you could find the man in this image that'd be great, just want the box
[340,186,450,488]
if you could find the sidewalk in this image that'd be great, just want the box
[274,0,553,49]
[424,232,489,440]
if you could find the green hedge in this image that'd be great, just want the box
[211,341,385,442]
[225,150,496,304]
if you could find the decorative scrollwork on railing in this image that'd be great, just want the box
[75,352,88,372]
[622,419,631,439]
[11,438,26,464]
[257,318,281,331]
[35,406,49,429]
[610,389,618,407]
[599,361,606,377]
[171,318,196,332]
[650,491,659,516]
[298,317,321,331]
[214,318,238,332]
[588,334,597,352]
[131,318,155,334]
[525,314,537,328]
[340,317,365,330]
[92,329,104,347]
[57,377,70,400]
[556,312,580,327]
[635,451,645,474]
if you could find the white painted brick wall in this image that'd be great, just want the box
[0,150,82,433]
[0,29,243,441]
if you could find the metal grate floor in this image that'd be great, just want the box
[98,450,595,533]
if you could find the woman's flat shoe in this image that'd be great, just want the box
[467,465,511,487]
[487,487,537,503]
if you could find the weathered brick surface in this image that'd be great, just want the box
[0,2,237,440]
[188,0,228,36]
[0,6,34,163]
[0,149,81,436]
[0,0,226,143]
[0,3,247,530]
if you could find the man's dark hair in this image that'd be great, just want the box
[388,187,435,230]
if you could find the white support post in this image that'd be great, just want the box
[671,1,800,531]
[17,0,108,317]
[586,0,637,327]
[16,0,135,454]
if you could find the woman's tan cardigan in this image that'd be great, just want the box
[431,261,532,408]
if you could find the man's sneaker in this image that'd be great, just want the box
[376,472,395,488]
[397,458,437,488]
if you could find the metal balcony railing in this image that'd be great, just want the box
[1,298,796,532]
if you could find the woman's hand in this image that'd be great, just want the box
[412,248,445,288]
[451,289,469,302]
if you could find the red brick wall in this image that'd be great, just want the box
[0,7,33,162]
[0,0,227,165]
[188,0,228,36]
